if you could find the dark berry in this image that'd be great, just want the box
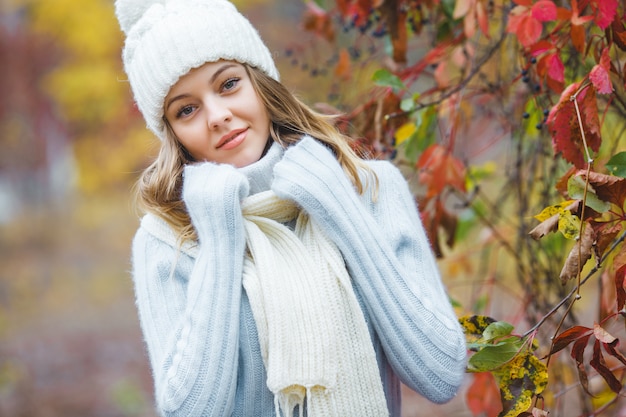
[523,112,530,119]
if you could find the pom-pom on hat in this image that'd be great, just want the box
[115,0,279,141]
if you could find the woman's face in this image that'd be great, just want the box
[164,61,271,167]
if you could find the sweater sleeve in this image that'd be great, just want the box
[131,163,249,417]
[271,136,467,404]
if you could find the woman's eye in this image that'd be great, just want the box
[176,105,195,118]
[222,77,240,92]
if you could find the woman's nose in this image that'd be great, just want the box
[206,98,232,129]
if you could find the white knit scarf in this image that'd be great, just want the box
[241,190,389,417]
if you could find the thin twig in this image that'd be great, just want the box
[522,231,626,338]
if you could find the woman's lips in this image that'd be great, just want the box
[217,128,247,150]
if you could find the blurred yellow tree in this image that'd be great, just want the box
[12,0,153,194]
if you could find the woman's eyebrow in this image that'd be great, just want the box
[165,63,239,112]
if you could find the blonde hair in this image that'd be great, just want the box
[135,64,376,243]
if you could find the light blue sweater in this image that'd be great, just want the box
[131,136,467,417]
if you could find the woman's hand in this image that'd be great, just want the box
[272,136,352,209]
[182,162,250,240]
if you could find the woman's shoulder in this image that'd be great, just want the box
[135,213,199,258]
[363,159,407,186]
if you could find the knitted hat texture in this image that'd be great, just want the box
[115,0,279,140]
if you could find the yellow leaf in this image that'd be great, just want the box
[395,122,417,146]
[494,353,548,417]
[558,210,581,240]
[533,200,577,222]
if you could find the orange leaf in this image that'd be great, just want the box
[417,144,466,199]
[334,48,351,80]
[570,24,586,54]
[466,372,501,417]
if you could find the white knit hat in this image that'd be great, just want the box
[115,0,280,140]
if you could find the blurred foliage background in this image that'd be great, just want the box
[0,0,469,416]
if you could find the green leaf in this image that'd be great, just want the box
[468,339,522,372]
[606,151,626,178]
[465,161,496,191]
[399,107,437,163]
[372,69,405,92]
[567,175,611,213]
[482,321,515,341]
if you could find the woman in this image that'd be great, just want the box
[115,0,466,416]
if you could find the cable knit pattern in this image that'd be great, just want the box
[131,139,466,417]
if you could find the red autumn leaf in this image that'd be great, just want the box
[580,170,626,208]
[547,52,565,83]
[603,336,626,366]
[594,222,623,260]
[417,144,466,199]
[466,372,501,417]
[590,339,623,393]
[616,264,626,311]
[529,40,554,57]
[531,0,557,22]
[589,47,613,95]
[611,17,626,51]
[571,333,592,394]
[550,325,593,354]
[589,0,618,30]
[507,6,544,48]
[547,83,602,168]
